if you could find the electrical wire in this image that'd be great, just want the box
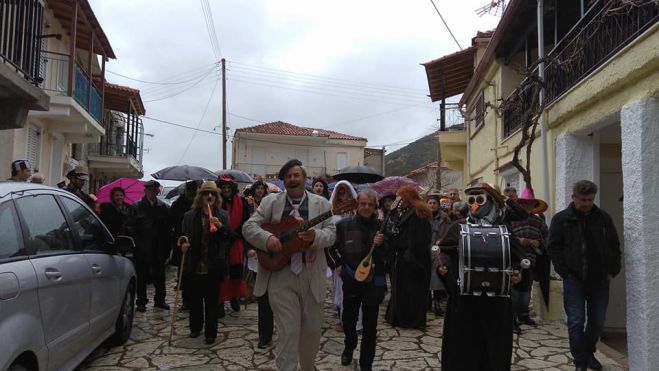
[177,79,220,164]
[143,116,222,135]
[201,0,222,60]
[143,71,219,102]
[430,0,463,50]
[106,63,218,85]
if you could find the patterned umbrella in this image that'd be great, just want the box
[96,178,146,205]
[370,176,420,198]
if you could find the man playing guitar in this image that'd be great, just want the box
[242,159,336,371]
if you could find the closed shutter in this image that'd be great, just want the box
[26,125,42,172]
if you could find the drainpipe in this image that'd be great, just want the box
[537,0,551,219]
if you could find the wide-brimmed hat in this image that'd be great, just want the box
[198,180,220,196]
[67,165,89,180]
[518,188,548,214]
[464,183,505,208]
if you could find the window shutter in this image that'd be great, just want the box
[26,126,42,172]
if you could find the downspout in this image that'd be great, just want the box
[538,0,551,219]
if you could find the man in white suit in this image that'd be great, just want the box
[243,159,336,371]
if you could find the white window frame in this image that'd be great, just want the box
[26,125,42,172]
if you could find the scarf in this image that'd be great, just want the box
[223,193,245,265]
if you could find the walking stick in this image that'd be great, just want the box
[169,236,189,346]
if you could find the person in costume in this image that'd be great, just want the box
[179,181,232,344]
[216,174,250,315]
[427,194,451,317]
[437,183,526,371]
[384,185,432,329]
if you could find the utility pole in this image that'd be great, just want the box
[436,67,446,191]
[221,58,227,169]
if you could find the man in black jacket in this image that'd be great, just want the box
[133,180,171,312]
[331,189,387,371]
[548,180,621,371]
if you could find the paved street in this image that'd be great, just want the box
[79,267,624,370]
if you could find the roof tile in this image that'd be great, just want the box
[235,121,366,141]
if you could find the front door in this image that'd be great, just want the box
[15,194,91,370]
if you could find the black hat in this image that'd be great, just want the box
[278,159,303,180]
[144,180,161,188]
[11,159,31,172]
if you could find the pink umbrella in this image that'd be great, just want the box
[370,176,420,198]
[97,178,146,205]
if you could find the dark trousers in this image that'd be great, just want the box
[512,269,533,319]
[189,271,221,338]
[563,277,610,367]
[343,292,380,369]
[135,258,166,306]
[257,291,274,344]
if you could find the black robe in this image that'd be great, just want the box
[385,210,431,329]
[438,210,525,371]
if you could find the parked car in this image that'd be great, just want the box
[0,182,136,371]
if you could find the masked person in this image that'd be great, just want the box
[179,181,231,344]
[427,194,451,317]
[332,189,387,371]
[243,159,336,371]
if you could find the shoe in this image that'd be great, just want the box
[519,316,537,326]
[257,340,270,349]
[136,305,146,313]
[230,298,240,312]
[340,350,353,366]
[205,337,216,344]
[218,305,226,319]
[588,356,603,370]
[154,301,170,310]
[360,366,373,371]
[189,331,201,338]
[512,323,522,335]
[433,301,445,317]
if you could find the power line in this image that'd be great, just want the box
[138,66,219,95]
[143,116,221,135]
[107,63,217,85]
[430,0,462,50]
[201,0,222,60]
[177,79,220,164]
[143,72,219,102]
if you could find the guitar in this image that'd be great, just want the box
[256,199,357,271]
[354,198,401,282]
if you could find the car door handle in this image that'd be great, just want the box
[91,264,102,274]
[44,268,62,281]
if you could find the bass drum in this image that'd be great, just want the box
[458,224,512,297]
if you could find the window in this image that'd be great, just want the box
[60,196,109,251]
[15,195,75,254]
[474,90,485,130]
[336,152,347,171]
[0,203,23,259]
[26,125,42,172]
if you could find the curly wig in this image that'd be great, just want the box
[396,185,432,221]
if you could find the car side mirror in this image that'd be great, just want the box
[114,235,135,256]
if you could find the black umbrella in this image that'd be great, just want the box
[151,165,217,181]
[332,165,384,184]
[216,169,255,183]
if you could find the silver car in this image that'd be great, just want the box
[0,183,136,371]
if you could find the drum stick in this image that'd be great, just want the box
[169,236,189,346]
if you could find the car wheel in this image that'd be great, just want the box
[111,282,135,345]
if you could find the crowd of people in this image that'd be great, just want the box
[5,158,621,371]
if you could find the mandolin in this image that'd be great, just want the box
[256,199,357,271]
[354,198,401,282]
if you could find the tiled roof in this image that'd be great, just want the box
[104,82,146,115]
[235,121,367,141]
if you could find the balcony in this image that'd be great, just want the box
[88,112,144,179]
[502,69,539,139]
[0,0,50,129]
[545,0,659,104]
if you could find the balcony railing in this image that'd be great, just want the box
[502,76,540,139]
[439,103,465,131]
[0,0,44,84]
[39,50,103,122]
[89,112,144,165]
[545,0,659,103]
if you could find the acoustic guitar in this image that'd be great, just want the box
[354,198,401,282]
[256,199,357,271]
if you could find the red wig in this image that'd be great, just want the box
[396,185,432,221]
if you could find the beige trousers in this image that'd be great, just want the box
[267,266,323,371]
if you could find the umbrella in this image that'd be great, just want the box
[152,165,216,181]
[370,176,420,198]
[96,178,146,205]
[216,169,254,183]
[332,165,384,184]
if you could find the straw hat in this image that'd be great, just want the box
[464,182,506,208]
[198,180,220,196]
[517,188,548,214]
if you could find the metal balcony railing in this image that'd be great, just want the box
[545,0,659,103]
[439,103,466,131]
[502,72,540,139]
[39,50,103,122]
[0,0,44,84]
[88,112,144,165]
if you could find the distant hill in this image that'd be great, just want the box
[385,131,438,176]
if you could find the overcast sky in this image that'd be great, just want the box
[89,0,501,181]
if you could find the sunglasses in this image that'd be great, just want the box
[467,192,488,206]
[201,191,216,197]
[219,184,232,189]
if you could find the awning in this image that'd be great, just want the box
[422,46,476,102]
[104,83,145,115]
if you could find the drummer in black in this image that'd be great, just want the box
[436,183,526,371]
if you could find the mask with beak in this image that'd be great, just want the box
[466,190,500,225]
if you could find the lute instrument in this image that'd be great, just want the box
[354,198,401,282]
[256,198,357,271]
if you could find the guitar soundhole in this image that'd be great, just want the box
[362,261,369,267]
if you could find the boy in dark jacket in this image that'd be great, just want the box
[548,180,621,371]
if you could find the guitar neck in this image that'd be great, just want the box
[296,210,333,233]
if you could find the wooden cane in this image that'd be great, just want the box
[168,236,189,346]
